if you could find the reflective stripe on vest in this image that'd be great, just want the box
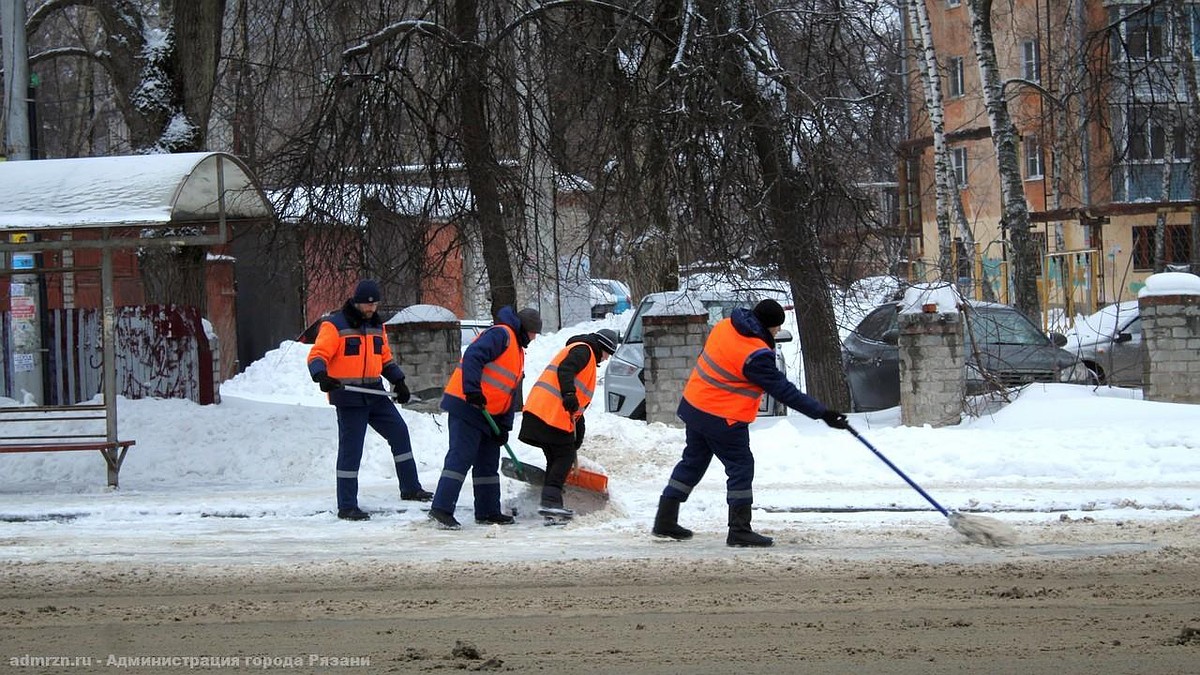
[524,345,597,432]
[682,318,768,423]
[445,324,525,415]
[308,319,392,383]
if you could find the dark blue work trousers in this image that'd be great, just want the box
[662,421,755,506]
[431,414,503,518]
[335,396,421,511]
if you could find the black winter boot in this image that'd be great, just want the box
[651,496,693,540]
[726,504,773,547]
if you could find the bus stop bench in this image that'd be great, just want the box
[0,440,136,488]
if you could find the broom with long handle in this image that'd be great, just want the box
[846,424,1016,547]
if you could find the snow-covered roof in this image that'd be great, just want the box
[271,183,472,226]
[0,152,273,231]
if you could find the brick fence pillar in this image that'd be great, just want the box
[385,305,462,411]
[1140,292,1200,404]
[899,309,964,427]
[643,313,709,427]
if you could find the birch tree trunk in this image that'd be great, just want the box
[905,0,972,285]
[965,0,1041,319]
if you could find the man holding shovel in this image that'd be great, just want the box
[307,279,433,521]
[519,329,619,520]
[429,306,542,529]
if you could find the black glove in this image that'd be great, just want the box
[821,410,849,430]
[562,392,580,413]
[391,379,411,404]
[573,431,584,451]
[494,429,509,446]
[465,391,487,409]
[314,372,343,392]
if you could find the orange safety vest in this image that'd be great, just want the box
[307,319,393,386]
[444,325,525,415]
[524,344,597,432]
[682,318,769,424]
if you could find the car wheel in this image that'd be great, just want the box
[1083,362,1105,386]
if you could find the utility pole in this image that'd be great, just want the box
[2,0,45,404]
[3,0,31,160]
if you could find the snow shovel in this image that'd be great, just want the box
[845,424,1015,547]
[343,384,398,398]
[482,410,609,495]
[481,409,527,480]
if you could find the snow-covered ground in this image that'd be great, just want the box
[2,302,1199,566]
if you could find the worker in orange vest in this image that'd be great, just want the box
[307,279,432,521]
[652,299,849,547]
[429,306,542,529]
[519,329,619,519]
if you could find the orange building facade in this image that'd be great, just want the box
[903,0,1198,320]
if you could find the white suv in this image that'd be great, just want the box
[604,290,790,420]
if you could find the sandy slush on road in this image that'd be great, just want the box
[1,518,1198,674]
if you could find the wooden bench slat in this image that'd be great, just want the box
[0,441,135,454]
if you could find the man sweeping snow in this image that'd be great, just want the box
[652,299,849,547]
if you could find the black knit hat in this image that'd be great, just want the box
[517,307,543,334]
[752,299,786,328]
[352,279,382,304]
[594,328,619,354]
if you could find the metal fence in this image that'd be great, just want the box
[1,304,219,405]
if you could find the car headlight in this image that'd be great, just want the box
[607,359,640,379]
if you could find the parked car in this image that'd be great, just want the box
[842,300,1087,412]
[595,278,634,314]
[604,290,791,420]
[1064,300,1143,387]
[589,281,616,318]
[459,319,491,354]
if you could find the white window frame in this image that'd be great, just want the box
[1023,136,1044,179]
[948,56,965,98]
[1022,40,1040,83]
[951,147,968,187]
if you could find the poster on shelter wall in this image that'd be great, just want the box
[12,353,34,373]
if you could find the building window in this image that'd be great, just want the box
[1022,40,1040,83]
[1115,105,1193,202]
[1127,106,1185,161]
[1113,6,1165,61]
[948,56,965,97]
[1132,224,1193,271]
[947,0,961,7]
[1192,7,1200,56]
[951,147,968,187]
[1023,135,1044,179]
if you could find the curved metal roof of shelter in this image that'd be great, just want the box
[0,152,272,231]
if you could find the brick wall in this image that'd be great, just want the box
[386,320,461,410]
[1140,293,1200,404]
[643,313,709,426]
[899,310,965,427]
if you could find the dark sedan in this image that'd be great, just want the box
[843,300,1087,412]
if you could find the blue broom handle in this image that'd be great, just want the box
[846,425,950,517]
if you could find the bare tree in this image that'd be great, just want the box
[24,0,227,309]
[963,0,1039,319]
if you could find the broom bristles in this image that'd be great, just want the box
[947,512,1017,547]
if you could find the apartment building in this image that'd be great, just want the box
[902,0,1198,317]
